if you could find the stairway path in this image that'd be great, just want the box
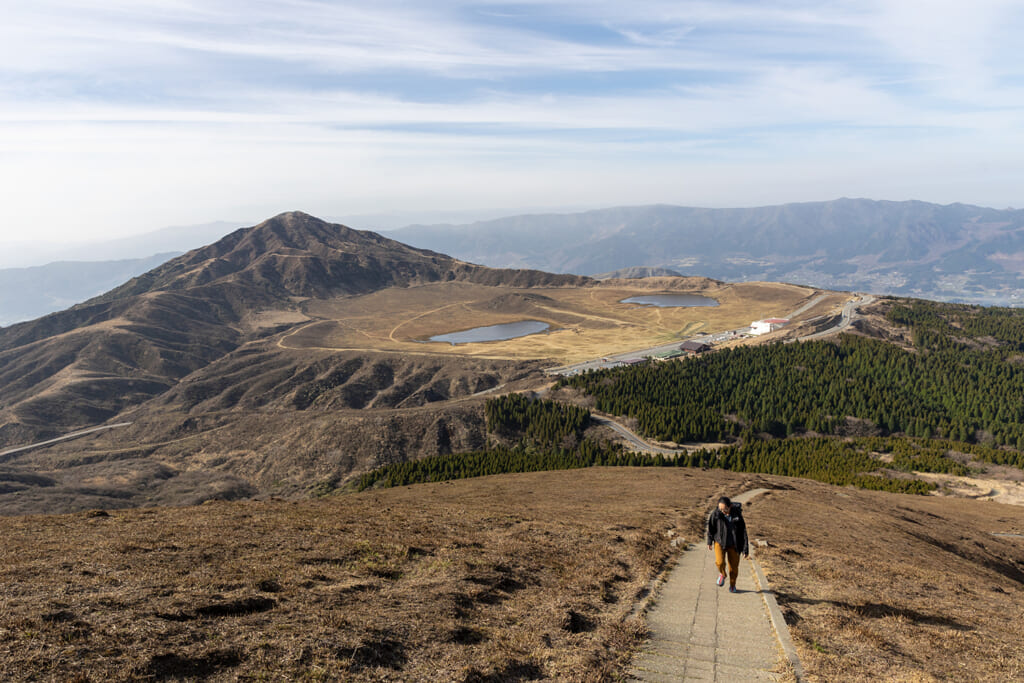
[628,489,799,682]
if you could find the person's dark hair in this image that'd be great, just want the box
[717,496,731,506]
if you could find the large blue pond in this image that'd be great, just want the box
[429,320,551,345]
[620,294,719,308]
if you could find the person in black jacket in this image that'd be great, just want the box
[706,495,749,593]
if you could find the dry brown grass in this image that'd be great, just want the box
[284,280,836,363]
[0,468,743,681]
[752,483,1024,682]
[4,467,1020,681]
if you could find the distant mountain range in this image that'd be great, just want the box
[0,221,243,269]
[386,198,1024,305]
[5,198,1024,329]
[0,254,179,327]
[593,266,683,280]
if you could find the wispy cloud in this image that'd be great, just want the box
[1,1,1023,241]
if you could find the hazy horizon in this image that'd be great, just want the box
[3,195,1022,270]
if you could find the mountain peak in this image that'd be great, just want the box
[219,210,364,256]
[78,211,587,312]
[251,209,349,236]
[89,212,434,303]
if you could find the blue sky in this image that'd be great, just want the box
[2,0,1024,243]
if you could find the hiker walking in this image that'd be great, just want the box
[706,495,749,593]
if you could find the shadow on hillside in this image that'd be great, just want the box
[901,528,1024,585]
[462,660,544,682]
[773,591,972,631]
[137,648,244,680]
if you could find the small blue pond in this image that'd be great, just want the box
[620,294,719,308]
[429,320,551,345]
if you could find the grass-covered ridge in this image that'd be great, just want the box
[6,469,1023,682]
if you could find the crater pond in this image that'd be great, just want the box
[428,320,551,345]
[620,294,719,308]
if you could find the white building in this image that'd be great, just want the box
[750,318,789,335]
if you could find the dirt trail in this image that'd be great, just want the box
[918,472,1024,506]
[388,302,468,342]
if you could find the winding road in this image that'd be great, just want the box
[548,292,870,377]
[1,294,875,461]
[800,294,873,340]
[590,415,687,456]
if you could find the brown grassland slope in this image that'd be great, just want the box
[0,211,589,446]
[755,483,1024,682]
[2,468,1023,681]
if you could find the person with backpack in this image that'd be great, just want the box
[706,495,750,593]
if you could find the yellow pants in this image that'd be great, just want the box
[714,542,740,588]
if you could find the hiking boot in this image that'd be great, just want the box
[716,574,725,587]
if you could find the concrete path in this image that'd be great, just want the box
[628,489,788,682]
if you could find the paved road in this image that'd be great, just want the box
[580,294,874,456]
[0,422,133,461]
[590,415,686,456]
[628,489,800,682]
[800,294,873,341]
[547,327,748,377]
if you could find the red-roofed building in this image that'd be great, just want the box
[750,318,789,335]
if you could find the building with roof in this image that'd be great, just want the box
[679,340,712,354]
[750,318,789,335]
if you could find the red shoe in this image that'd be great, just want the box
[716,574,725,586]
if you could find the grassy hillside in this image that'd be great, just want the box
[0,211,588,446]
[1,468,1021,681]
[0,230,828,516]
